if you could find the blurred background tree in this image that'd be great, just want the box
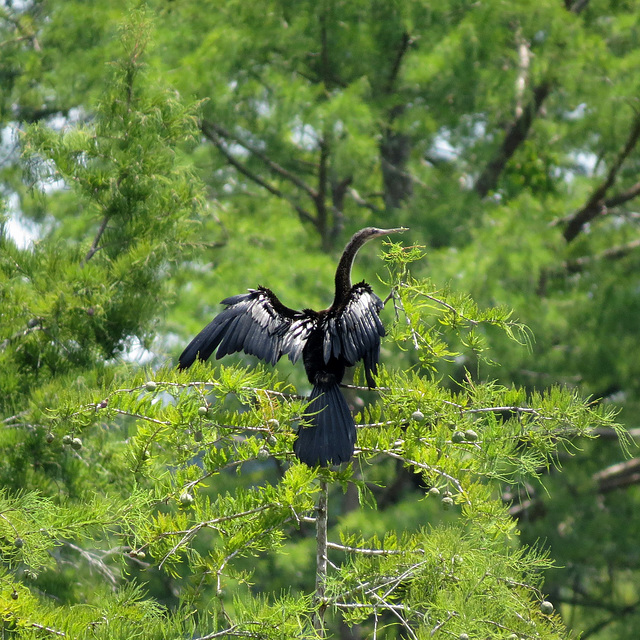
[2,1,639,638]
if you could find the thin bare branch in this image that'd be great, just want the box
[593,458,640,493]
[82,215,110,266]
[380,450,468,499]
[109,408,171,426]
[605,180,640,208]
[474,82,551,198]
[326,541,416,556]
[192,624,261,640]
[0,324,46,351]
[64,542,120,587]
[313,479,329,636]
[563,111,640,242]
[430,611,458,637]
[348,187,382,213]
[422,292,480,326]
[562,238,640,273]
[157,505,272,568]
[514,30,530,119]
[30,623,65,637]
[201,120,317,227]
[202,119,319,199]
[384,32,412,95]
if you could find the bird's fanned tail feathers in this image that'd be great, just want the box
[294,383,356,467]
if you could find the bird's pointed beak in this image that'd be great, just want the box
[377,227,408,236]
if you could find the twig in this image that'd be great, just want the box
[202,119,319,199]
[514,30,530,119]
[389,288,421,351]
[326,541,416,556]
[376,598,417,638]
[109,408,171,426]
[348,187,382,213]
[192,624,261,639]
[201,120,317,227]
[430,611,458,637]
[382,450,468,500]
[474,82,550,198]
[334,560,429,605]
[30,623,66,637]
[563,110,640,242]
[313,479,329,636]
[65,542,119,587]
[423,293,480,326]
[157,505,271,568]
[561,238,640,273]
[82,214,110,266]
[0,324,46,351]
[335,562,429,639]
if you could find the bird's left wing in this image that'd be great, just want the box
[179,287,316,369]
[322,282,386,387]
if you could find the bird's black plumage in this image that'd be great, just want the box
[178,226,406,466]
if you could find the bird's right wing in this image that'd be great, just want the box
[178,287,316,369]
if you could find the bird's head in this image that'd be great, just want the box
[333,227,409,303]
[355,226,409,244]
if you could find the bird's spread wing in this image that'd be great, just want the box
[178,287,316,369]
[322,282,385,387]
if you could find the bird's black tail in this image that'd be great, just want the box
[294,383,356,467]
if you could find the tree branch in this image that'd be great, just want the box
[568,0,592,14]
[514,30,530,119]
[562,238,640,273]
[407,0,584,203]
[313,479,329,636]
[604,180,640,208]
[193,624,261,639]
[384,32,412,95]
[563,111,640,242]
[593,426,640,440]
[319,9,331,90]
[82,214,110,266]
[329,175,352,244]
[347,187,382,213]
[593,458,640,493]
[474,82,551,198]
[201,119,319,200]
[0,7,42,51]
[327,541,410,556]
[579,600,640,640]
[30,623,65,637]
[201,120,317,227]
[316,136,330,249]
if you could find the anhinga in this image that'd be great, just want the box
[178,227,406,467]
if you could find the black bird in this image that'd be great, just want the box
[178,227,407,466]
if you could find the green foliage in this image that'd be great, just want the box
[0,12,206,412]
[2,1,639,639]
[1,234,618,637]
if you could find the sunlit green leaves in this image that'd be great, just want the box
[2,1,639,638]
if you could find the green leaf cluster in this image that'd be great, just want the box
[2,2,639,639]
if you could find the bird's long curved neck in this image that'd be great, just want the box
[332,233,369,309]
